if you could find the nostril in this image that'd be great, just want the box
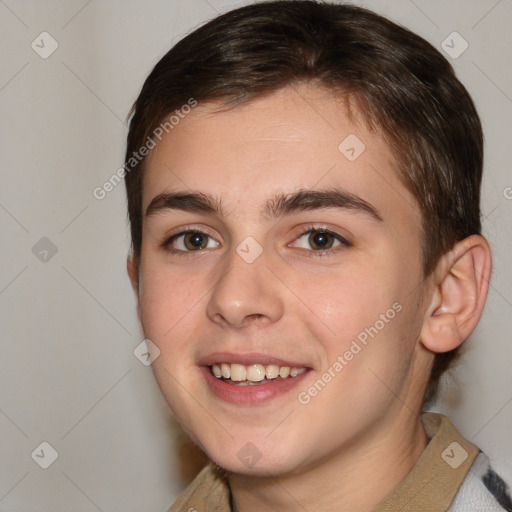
[245,313,269,325]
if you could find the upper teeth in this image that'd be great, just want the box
[211,363,306,382]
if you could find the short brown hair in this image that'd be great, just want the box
[124,0,483,405]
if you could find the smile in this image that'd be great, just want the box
[210,363,307,384]
[203,362,311,405]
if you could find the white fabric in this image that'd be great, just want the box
[449,452,512,511]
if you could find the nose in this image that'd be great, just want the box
[206,247,285,329]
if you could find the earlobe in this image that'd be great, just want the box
[420,235,492,354]
[126,255,142,324]
[127,255,139,292]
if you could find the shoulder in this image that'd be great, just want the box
[165,462,231,512]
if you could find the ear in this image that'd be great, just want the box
[127,255,142,324]
[420,234,492,353]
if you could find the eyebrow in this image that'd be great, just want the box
[145,188,383,223]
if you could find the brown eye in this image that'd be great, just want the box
[183,232,209,250]
[308,231,336,250]
[290,227,350,256]
[165,230,219,252]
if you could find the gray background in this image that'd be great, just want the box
[0,0,511,510]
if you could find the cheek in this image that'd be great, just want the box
[302,261,416,392]
[308,265,398,344]
[138,265,209,420]
[138,263,205,345]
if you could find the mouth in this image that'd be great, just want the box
[209,362,307,385]
[201,357,311,404]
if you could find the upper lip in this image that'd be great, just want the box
[198,352,311,368]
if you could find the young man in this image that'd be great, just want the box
[124,1,511,510]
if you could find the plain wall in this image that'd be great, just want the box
[0,0,511,510]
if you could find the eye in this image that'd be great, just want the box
[291,227,350,254]
[164,230,219,253]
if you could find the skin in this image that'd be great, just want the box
[127,83,491,512]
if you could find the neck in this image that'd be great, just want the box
[228,410,428,512]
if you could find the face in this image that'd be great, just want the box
[132,84,433,476]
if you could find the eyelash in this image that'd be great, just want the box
[161,225,351,258]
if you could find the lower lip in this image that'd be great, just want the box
[201,366,311,405]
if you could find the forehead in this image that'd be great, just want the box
[142,84,420,230]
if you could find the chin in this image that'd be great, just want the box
[200,437,306,478]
